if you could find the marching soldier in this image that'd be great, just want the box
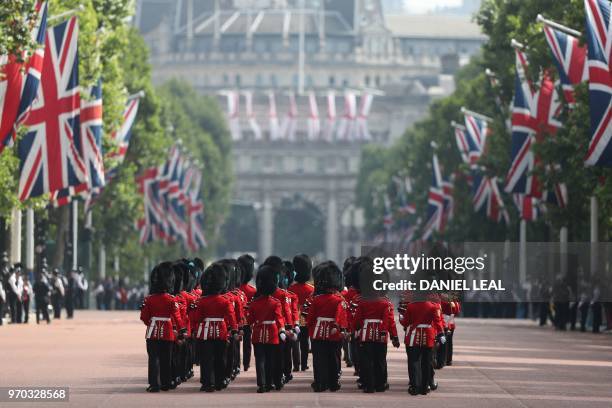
[264,256,297,387]
[280,260,300,376]
[170,263,188,388]
[248,265,286,393]
[140,262,186,392]
[400,293,445,396]
[307,261,348,392]
[190,262,238,392]
[352,257,400,393]
[22,274,33,324]
[178,261,198,381]
[445,296,460,366]
[238,254,256,372]
[288,254,314,371]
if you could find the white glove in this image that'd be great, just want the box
[439,335,446,345]
[330,328,338,336]
[294,325,301,335]
[280,332,287,342]
[292,332,299,341]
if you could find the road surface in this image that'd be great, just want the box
[1,311,611,407]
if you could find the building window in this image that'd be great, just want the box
[365,75,370,86]
[270,74,278,87]
[306,75,313,87]
[342,78,349,87]
[256,74,263,87]
[223,74,229,85]
[328,75,335,87]
[375,75,381,87]
[235,74,241,86]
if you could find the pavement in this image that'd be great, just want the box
[1,311,612,408]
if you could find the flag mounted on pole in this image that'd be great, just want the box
[19,16,88,202]
[106,92,142,179]
[421,153,445,240]
[0,1,48,154]
[584,0,612,166]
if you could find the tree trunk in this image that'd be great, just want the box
[51,206,70,269]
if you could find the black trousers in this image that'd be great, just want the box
[35,298,50,324]
[65,294,74,319]
[282,337,294,377]
[311,340,341,390]
[146,339,174,388]
[350,335,360,374]
[446,330,454,364]
[225,337,237,379]
[184,338,193,376]
[199,340,227,388]
[579,303,589,332]
[407,346,433,393]
[359,342,387,390]
[242,326,252,370]
[273,341,284,387]
[298,326,309,369]
[434,339,446,369]
[22,299,29,323]
[592,302,602,333]
[8,292,22,323]
[51,294,62,319]
[254,343,277,388]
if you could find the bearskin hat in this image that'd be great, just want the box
[343,256,357,287]
[237,254,255,285]
[150,262,175,294]
[201,263,228,295]
[255,265,278,297]
[180,260,197,292]
[293,254,312,283]
[353,257,385,299]
[171,262,185,295]
[313,261,343,293]
[217,258,239,291]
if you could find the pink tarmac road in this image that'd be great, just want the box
[1,311,611,407]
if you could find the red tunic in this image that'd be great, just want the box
[272,288,295,327]
[239,283,257,302]
[288,282,314,326]
[353,297,398,343]
[140,293,184,341]
[179,291,197,336]
[399,301,444,348]
[247,295,286,344]
[190,294,237,341]
[306,293,348,342]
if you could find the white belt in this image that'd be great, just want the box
[408,324,431,347]
[198,317,225,338]
[314,317,334,338]
[147,317,171,339]
[261,320,276,324]
[362,319,383,341]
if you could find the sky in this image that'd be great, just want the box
[404,0,463,14]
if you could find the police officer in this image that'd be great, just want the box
[51,269,65,319]
[33,272,51,324]
[7,264,23,323]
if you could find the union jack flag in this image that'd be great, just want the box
[584,0,612,166]
[136,166,165,244]
[50,81,105,207]
[439,176,454,232]
[505,48,561,197]
[0,1,48,154]
[463,112,489,163]
[472,170,509,223]
[542,24,587,105]
[393,175,416,214]
[185,168,206,251]
[19,17,88,202]
[453,123,472,165]
[513,193,540,221]
[106,95,141,179]
[421,154,445,240]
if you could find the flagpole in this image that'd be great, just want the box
[590,196,598,275]
[72,200,78,270]
[9,208,22,265]
[536,14,581,37]
[519,219,527,286]
[48,5,84,23]
[460,107,494,122]
[560,225,568,276]
[25,209,34,274]
[450,120,466,131]
[127,90,145,101]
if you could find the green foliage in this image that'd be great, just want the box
[358,0,608,243]
[0,0,39,62]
